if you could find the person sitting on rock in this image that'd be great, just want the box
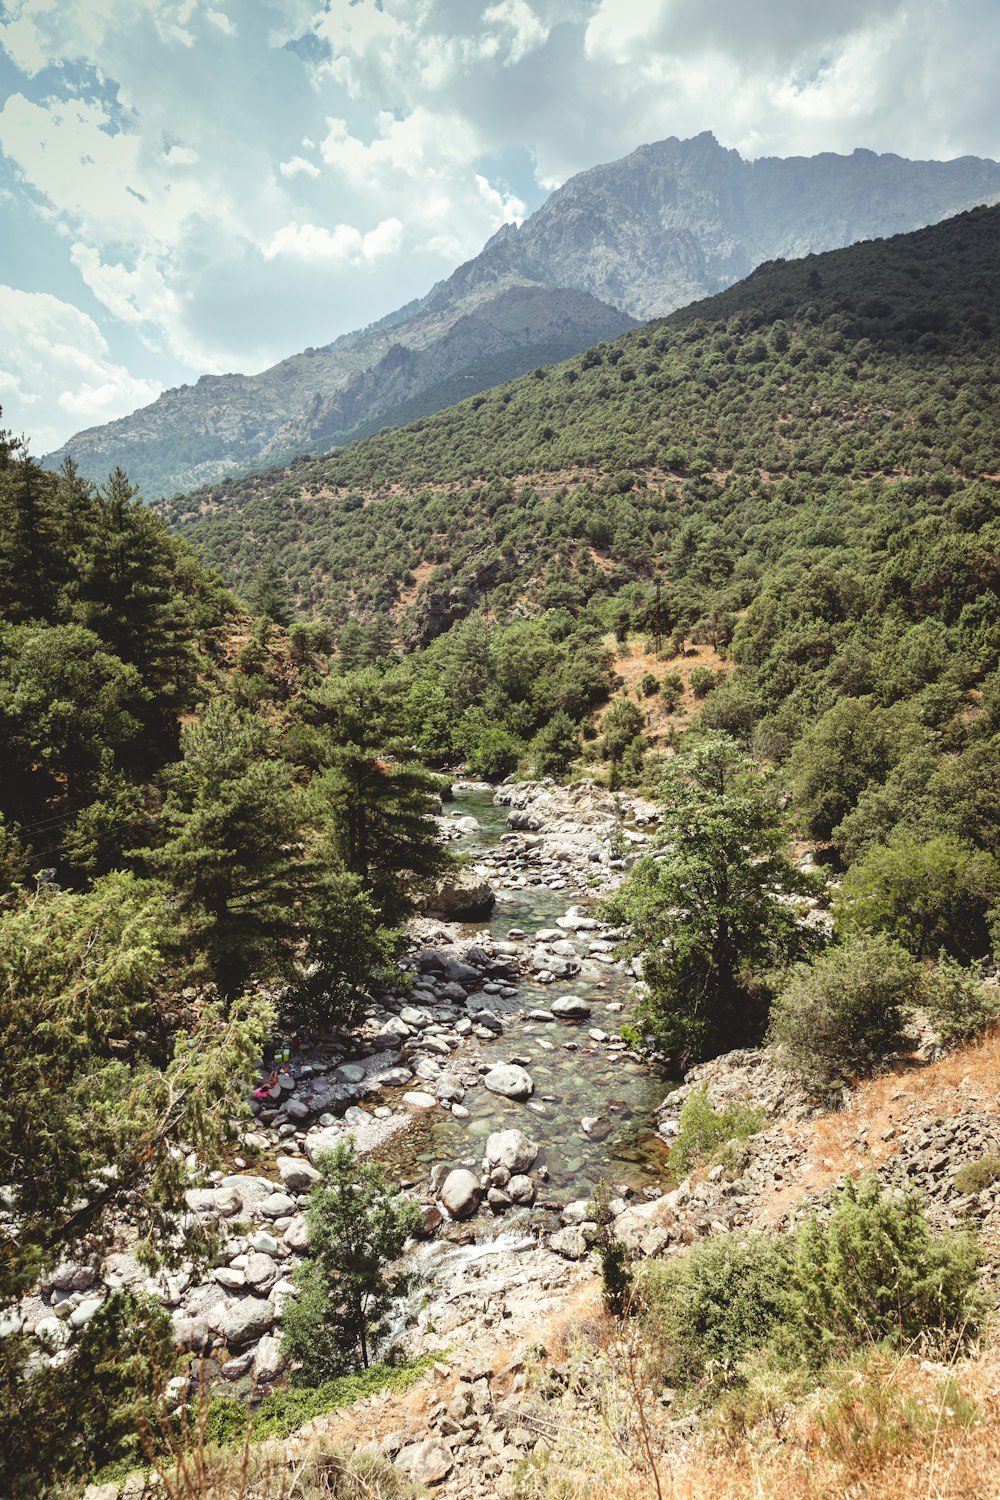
[253,1069,281,1102]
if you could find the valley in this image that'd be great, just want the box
[5,165,1000,1500]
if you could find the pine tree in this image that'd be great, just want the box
[281,1141,421,1378]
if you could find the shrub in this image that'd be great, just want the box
[640,671,661,698]
[640,1177,980,1399]
[660,671,684,711]
[768,935,921,1099]
[835,834,1000,962]
[462,723,523,781]
[689,666,724,698]
[952,1154,1000,1197]
[787,1175,981,1366]
[200,1358,436,1447]
[528,710,578,777]
[669,1085,765,1177]
[641,1233,793,1393]
[588,1181,633,1317]
[921,953,1000,1048]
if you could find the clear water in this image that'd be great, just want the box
[378,788,674,1218]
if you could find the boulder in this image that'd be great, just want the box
[283,1217,309,1252]
[485,1128,539,1174]
[425,869,496,918]
[483,1064,533,1100]
[549,1226,590,1260]
[434,1073,466,1104]
[172,1316,214,1353]
[220,1297,275,1348]
[276,1157,321,1193]
[508,1175,536,1205]
[304,1127,343,1166]
[395,1439,454,1484]
[259,1191,297,1219]
[253,1334,287,1382]
[440,1169,482,1220]
[402,1091,438,1111]
[551,996,592,1020]
[244,1252,277,1288]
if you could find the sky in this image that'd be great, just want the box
[1,0,999,455]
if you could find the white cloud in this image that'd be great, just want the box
[262,217,404,265]
[2,0,1000,454]
[475,173,526,225]
[0,284,160,451]
[481,1,550,65]
[164,143,199,166]
[205,8,237,36]
[279,155,321,178]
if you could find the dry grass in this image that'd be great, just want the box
[596,637,727,744]
[520,1338,1000,1500]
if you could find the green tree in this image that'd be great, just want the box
[0,872,269,1304]
[307,671,449,923]
[246,555,295,626]
[835,834,1000,961]
[457,709,523,780]
[141,698,308,994]
[0,1291,175,1500]
[528,710,579,777]
[282,1141,422,1379]
[601,696,644,762]
[789,697,927,842]
[287,870,398,1033]
[0,623,145,827]
[72,468,205,740]
[603,734,817,1063]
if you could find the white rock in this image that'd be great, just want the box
[485,1129,539,1174]
[253,1333,287,1382]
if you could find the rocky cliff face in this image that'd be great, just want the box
[450,132,1000,321]
[45,132,1000,498]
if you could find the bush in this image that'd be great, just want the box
[689,666,725,698]
[952,1154,1000,1197]
[669,1085,765,1177]
[660,671,684,711]
[528,710,579,777]
[588,1181,633,1317]
[200,1358,436,1447]
[462,723,523,781]
[282,1142,422,1382]
[640,1177,980,1399]
[640,671,661,698]
[769,935,922,1099]
[921,954,1000,1048]
[835,834,1000,962]
[641,1233,793,1393]
[787,1175,981,1366]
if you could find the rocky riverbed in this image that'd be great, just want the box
[64,772,1000,1497]
[16,780,679,1402]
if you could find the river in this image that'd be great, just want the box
[378,787,673,1223]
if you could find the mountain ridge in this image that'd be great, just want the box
[45,132,1000,499]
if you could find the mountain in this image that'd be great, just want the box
[456,132,1000,320]
[46,133,1000,499]
[162,204,1000,635]
[42,282,634,501]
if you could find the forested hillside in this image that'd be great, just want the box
[157,206,1000,872]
